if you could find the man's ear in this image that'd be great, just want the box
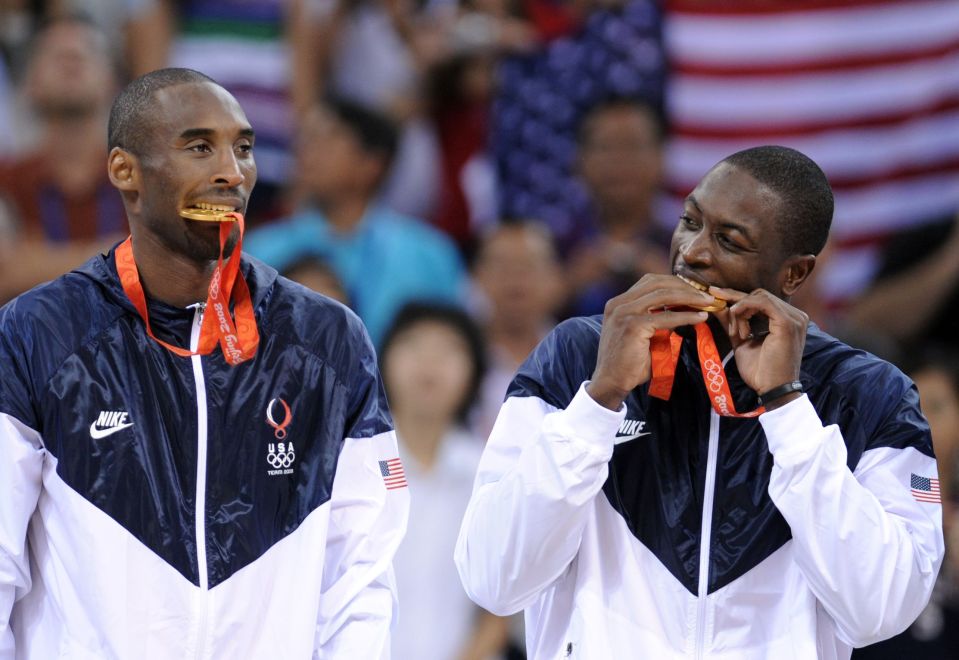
[780,254,816,297]
[108,147,138,192]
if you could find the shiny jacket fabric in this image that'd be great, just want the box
[456,316,944,660]
[0,249,409,658]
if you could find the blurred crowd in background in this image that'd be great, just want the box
[2,0,959,657]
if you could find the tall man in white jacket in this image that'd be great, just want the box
[455,146,944,659]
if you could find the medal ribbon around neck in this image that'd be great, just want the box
[115,211,259,366]
[648,322,764,418]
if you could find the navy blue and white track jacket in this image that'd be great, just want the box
[455,316,944,659]
[0,249,409,658]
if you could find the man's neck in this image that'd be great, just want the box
[487,318,547,366]
[706,313,733,357]
[40,113,108,195]
[596,197,653,240]
[394,412,450,472]
[131,233,217,308]
[322,195,370,234]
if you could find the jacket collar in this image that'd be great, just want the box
[76,242,279,323]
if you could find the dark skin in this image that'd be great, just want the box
[107,82,257,308]
[586,162,816,412]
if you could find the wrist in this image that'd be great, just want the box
[762,391,803,411]
[758,380,804,410]
[586,379,628,411]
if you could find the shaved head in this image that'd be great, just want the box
[108,68,218,155]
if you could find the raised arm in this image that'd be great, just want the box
[720,285,944,646]
[456,276,714,614]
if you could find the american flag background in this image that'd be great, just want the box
[663,0,959,313]
[910,473,941,503]
[379,458,408,491]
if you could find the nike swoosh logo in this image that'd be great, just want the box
[614,431,651,445]
[89,421,135,439]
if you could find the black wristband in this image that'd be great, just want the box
[758,380,804,407]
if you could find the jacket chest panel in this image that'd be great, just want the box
[40,328,344,586]
[602,394,791,596]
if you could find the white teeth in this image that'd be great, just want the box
[194,202,235,211]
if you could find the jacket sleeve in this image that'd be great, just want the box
[0,416,43,658]
[761,393,944,647]
[1,308,44,657]
[313,429,409,658]
[454,383,624,616]
[313,319,409,659]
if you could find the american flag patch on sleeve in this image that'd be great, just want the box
[911,474,940,503]
[379,458,407,490]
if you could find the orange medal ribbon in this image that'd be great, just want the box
[115,211,259,366]
[648,323,764,418]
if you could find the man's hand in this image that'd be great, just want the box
[587,274,712,410]
[709,286,808,408]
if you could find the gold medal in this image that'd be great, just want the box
[179,207,238,222]
[676,274,727,312]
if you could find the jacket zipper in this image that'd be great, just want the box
[695,352,732,659]
[188,304,210,659]
[695,409,720,660]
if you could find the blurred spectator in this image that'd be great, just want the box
[279,254,350,306]
[55,0,168,76]
[565,97,670,315]
[854,347,959,658]
[846,213,959,354]
[663,0,959,315]
[492,0,666,254]
[471,221,564,440]
[0,14,125,303]
[297,0,442,220]
[380,302,509,660]
[428,45,498,252]
[0,1,166,93]
[0,1,31,78]
[427,0,537,250]
[0,51,14,157]
[244,96,465,348]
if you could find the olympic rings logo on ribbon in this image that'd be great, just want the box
[703,358,725,393]
[650,322,765,418]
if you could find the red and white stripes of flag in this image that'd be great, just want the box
[910,474,941,504]
[379,458,408,490]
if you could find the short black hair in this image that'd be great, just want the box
[108,68,218,154]
[721,145,833,257]
[577,96,668,146]
[379,302,487,423]
[473,217,560,270]
[323,95,399,168]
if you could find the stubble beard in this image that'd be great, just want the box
[181,222,241,263]
[144,211,241,265]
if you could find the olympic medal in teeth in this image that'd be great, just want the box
[676,274,727,313]
[179,202,238,222]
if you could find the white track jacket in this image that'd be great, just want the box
[455,317,944,659]
[0,254,410,659]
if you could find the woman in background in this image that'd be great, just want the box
[381,302,509,659]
